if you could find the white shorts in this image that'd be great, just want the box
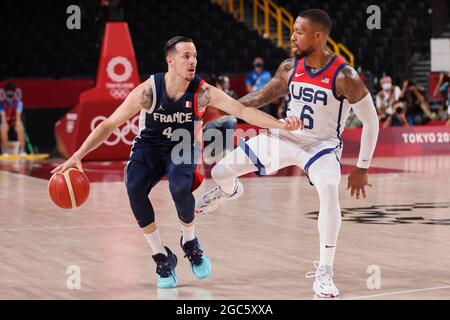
[239,129,342,177]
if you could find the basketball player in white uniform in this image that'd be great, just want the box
[196,9,379,297]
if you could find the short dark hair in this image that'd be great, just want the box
[164,36,193,57]
[4,82,16,92]
[299,9,332,34]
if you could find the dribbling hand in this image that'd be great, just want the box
[51,154,84,175]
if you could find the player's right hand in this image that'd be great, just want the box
[347,167,372,199]
[282,116,303,131]
[51,154,84,175]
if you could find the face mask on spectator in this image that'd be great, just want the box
[382,82,392,90]
[5,93,15,99]
[254,63,264,68]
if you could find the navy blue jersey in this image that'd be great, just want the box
[133,73,204,151]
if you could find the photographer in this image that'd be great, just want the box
[400,80,435,125]
[383,100,410,128]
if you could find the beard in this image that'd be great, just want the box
[294,46,314,60]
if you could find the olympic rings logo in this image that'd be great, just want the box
[109,88,130,99]
[90,115,140,146]
[106,56,133,83]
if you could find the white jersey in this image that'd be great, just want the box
[286,55,351,149]
[236,55,354,177]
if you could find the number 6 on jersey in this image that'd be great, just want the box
[300,105,314,130]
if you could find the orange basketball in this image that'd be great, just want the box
[48,168,90,209]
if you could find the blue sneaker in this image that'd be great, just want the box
[152,247,178,288]
[180,237,212,280]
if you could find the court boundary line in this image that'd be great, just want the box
[0,221,216,232]
[344,285,450,300]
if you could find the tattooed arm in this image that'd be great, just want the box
[52,80,150,174]
[336,66,379,199]
[335,66,369,103]
[197,85,212,110]
[238,58,295,108]
[198,82,301,131]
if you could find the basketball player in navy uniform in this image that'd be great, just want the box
[52,36,301,289]
[196,10,379,297]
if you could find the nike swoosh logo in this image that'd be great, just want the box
[295,73,304,77]
[362,159,370,162]
[325,245,336,248]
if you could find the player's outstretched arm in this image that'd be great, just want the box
[335,66,379,199]
[200,83,301,131]
[238,58,294,108]
[51,80,152,174]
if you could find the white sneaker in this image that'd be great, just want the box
[195,179,244,214]
[306,261,339,298]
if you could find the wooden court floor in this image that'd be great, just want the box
[0,155,450,300]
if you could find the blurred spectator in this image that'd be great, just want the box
[216,75,237,100]
[400,80,435,125]
[277,95,290,119]
[345,66,373,128]
[345,109,363,128]
[203,75,238,162]
[245,56,271,93]
[208,75,238,130]
[358,66,376,95]
[432,72,450,109]
[383,100,409,128]
[376,75,401,120]
[245,56,277,116]
[357,66,365,83]
[0,82,26,155]
[434,104,450,121]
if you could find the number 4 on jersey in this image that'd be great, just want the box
[163,127,173,139]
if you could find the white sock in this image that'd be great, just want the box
[144,229,167,256]
[319,242,336,268]
[181,224,195,245]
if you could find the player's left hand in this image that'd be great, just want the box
[282,116,303,131]
[347,167,372,199]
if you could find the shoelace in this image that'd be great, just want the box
[156,260,171,278]
[184,247,203,266]
[305,261,321,278]
[305,261,334,286]
[202,185,224,204]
